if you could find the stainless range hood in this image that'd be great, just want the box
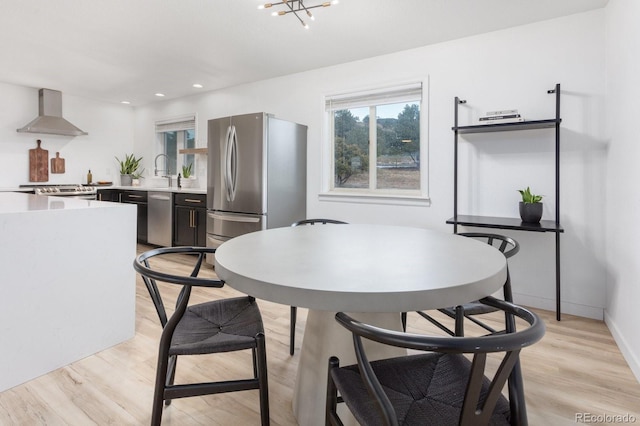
[17,89,88,136]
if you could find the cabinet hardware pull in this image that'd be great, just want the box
[128,195,143,199]
[185,198,202,203]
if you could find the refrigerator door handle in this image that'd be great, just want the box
[228,125,238,202]
[210,212,261,223]
[224,125,233,202]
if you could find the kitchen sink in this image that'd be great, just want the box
[146,176,172,188]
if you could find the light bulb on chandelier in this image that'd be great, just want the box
[258,0,338,29]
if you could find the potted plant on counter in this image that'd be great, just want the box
[517,186,543,223]
[116,154,143,186]
[181,162,197,188]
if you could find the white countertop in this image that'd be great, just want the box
[0,187,34,192]
[105,185,206,194]
[0,192,129,214]
[0,186,206,194]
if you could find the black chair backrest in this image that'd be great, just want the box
[133,246,222,327]
[291,218,347,226]
[457,232,520,259]
[336,297,545,425]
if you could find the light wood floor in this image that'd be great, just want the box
[1,246,639,425]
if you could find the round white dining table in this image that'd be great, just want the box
[214,224,507,426]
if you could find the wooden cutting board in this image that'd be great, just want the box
[29,139,49,182]
[51,152,65,174]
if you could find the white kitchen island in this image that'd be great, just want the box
[0,192,137,392]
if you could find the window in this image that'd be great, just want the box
[155,115,196,177]
[325,82,425,200]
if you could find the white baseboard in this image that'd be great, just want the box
[512,292,604,320]
[604,311,640,383]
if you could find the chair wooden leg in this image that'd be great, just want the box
[151,350,170,426]
[401,312,407,332]
[508,360,528,426]
[290,306,297,356]
[326,356,341,426]
[503,292,527,426]
[252,347,258,378]
[256,332,270,425]
[455,305,465,336]
[164,355,177,406]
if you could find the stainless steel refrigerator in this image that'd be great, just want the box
[206,112,307,259]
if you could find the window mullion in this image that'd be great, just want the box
[369,106,377,191]
[329,114,336,191]
[177,131,185,173]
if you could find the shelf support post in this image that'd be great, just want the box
[549,83,562,320]
[453,97,466,234]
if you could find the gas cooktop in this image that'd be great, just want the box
[19,184,97,196]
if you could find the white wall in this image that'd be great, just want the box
[134,10,607,321]
[0,82,134,187]
[604,0,640,381]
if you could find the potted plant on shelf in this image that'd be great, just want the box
[518,186,543,223]
[181,163,196,188]
[115,154,143,186]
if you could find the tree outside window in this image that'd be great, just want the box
[329,89,422,194]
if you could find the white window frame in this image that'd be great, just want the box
[320,80,430,206]
[154,114,197,177]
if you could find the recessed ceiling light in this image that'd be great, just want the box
[155,93,165,97]
[121,100,131,105]
[193,83,203,88]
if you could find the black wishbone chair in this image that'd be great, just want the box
[288,219,348,355]
[133,246,269,425]
[326,297,545,426]
[412,232,520,337]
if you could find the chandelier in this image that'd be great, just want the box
[258,0,339,29]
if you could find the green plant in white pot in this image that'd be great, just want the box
[116,154,143,186]
[181,163,196,188]
[517,187,543,223]
[181,163,193,178]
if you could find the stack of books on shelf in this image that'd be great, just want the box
[479,109,524,124]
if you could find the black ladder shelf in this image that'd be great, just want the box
[446,83,564,320]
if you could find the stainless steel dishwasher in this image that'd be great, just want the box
[147,191,173,247]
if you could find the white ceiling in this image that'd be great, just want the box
[0,0,608,106]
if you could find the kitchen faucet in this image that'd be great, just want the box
[154,154,172,186]
[154,154,169,176]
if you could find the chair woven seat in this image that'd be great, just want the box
[439,302,497,317]
[332,353,511,426]
[170,296,264,356]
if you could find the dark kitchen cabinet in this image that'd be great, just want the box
[96,188,121,202]
[121,190,148,243]
[173,193,207,247]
